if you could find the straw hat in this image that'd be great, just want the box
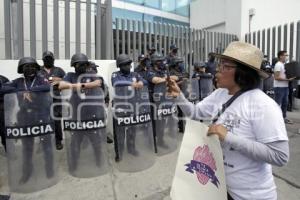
[213,41,268,78]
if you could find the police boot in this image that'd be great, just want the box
[19,165,33,184]
[56,141,63,150]
[107,136,113,144]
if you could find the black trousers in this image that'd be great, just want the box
[17,111,54,180]
[53,98,63,143]
[0,106,6,150]
[21,135,54,178]
[113,119,137,159]
[69,130,102,171]
[177,106,186,133]
[287,82,294,111]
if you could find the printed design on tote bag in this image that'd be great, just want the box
[185,145,220,188]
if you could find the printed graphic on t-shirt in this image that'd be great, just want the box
[221,113,242,168]
[222,113,241,133]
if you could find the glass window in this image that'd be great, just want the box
[125,0,145,5]
[144,0,160,9]
[162,0,176,13]
[175,0,190,17]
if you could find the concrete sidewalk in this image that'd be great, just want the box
[0,110,300,200]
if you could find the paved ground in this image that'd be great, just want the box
[0,109,299,200]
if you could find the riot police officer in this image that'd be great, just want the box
[166,44,179,64]
[169,57,189,133]
[111,54,146,161]
[146,45,156,59]
[0,75,9,150]
[89,61,113,144]
[40,51,65,150]
[262,65,275,99]
[59,53,104,173]
[192,62,214,100]
[146,55,178,149]
[134,54,150,81]
[2,57,53,184]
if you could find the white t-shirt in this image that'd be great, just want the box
[273,61,288,87]
[180,88,288,200]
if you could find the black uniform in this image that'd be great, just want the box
[39,66,65,146]
[0,75,9,150]
[111,71,146,160]
[2,75,53,184]
[192,72,214,100]
[169,67,188,133]
[146,69,171,147]
[63,72,104,172]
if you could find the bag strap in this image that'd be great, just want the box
[211,90,247,124]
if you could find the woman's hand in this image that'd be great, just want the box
[166,79,181,97]
[207,124,228,141]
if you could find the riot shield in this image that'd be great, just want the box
[4,91,59,193]
[181,79,200,103]
[199,77,213,100]
[112,86,155,172]
[263,76,275,99]
[152,83,179,156]
[62,87,108,178]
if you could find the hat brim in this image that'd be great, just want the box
[212,53,269,79]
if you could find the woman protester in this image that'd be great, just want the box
[167,42,289,200]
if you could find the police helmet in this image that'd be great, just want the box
[170,57,184,67]
[151,54,165,64]
[70,53,89,67]
[170,44,178,50]
[17,57,40,74]
[116,54,132,67]
[42,51,54,60]
[194,61,206,68]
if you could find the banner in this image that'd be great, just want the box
[170,119,227,200]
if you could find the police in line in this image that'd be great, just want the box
[89,61,113,144]
[111,54,146,161]
[260,56,275,99]
[146,54,178,149]
[166,44,179,64]
[134,54,150,80]
[146,45,157,60]
[168,57,189,133]
[0,75,9,151]
[192,62,214,100]
[1,57,54,184]
[40,51,66,150]
[58,53,104,172]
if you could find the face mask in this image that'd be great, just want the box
[87,67,98,74]
[157,62,166,70]
[75,63,87,75]
[172,49,178,54]
[23,65,38,79]
[209,56,215,62]
[178,63,184,72]
[120,64,131,74]
[43,57,54,68]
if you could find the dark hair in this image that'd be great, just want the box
[277,50,287,58]
[234,64,261,91]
